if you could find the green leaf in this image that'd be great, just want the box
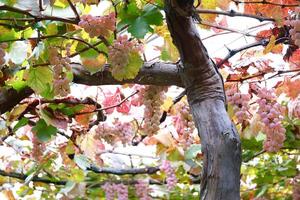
[128,17,152,39]
[32,119,57,142]
[111,52,143,81]
[46,23,58,35]
[26,66,54,98]
[118,4,163,38]
[13,117,28,132]
[70,168,85,183]
[5,70,27,92]
[0,26,20,41]
[142,4,163,25]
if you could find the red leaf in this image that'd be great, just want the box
[102,88,132,114]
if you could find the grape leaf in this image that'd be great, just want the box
[32,119,57,142]
[26,66,54,99]
[119,4,163,38]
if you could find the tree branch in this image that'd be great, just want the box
[89,165,160,175]
[0,62,182,114]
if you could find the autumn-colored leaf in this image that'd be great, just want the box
[275,77,300,99]
[75,105,96,127]
[287,48,300,69]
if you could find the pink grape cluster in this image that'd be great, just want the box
[79,13,116,38]
[31,133,45,162]
[101,182,128,200]
[287,7,300,47]
[226,87,251,123]
[49,47,71,96]
[135,180,152,200]
[256,88,286,152]
[142,86,167,136]
[95,119,134,145]
[0,43,8,66]
[160,160,177,190]
[108,35,142,72]
[172,100,195,149]
[290,99,300,119]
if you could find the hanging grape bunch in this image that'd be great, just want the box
[49,47,72,96]
[142,86,167,136]
[226,86,251,124]
[0,43,8,67]
[288,7,300,47]
[79,13,116,38]
[256,88,286,152]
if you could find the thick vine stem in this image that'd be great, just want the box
[0,62,182,114]
[164,1,242,199]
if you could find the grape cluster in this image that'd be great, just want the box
[226,86,251,124]
[79,13,116,38]
[101,182,128,200]
[131,85,146,107]
[142,86,167,136]
[31,133,45,162]
[108,35,142,73]
[292,174,300,200]
[101,182,116,200]
[287,7,300,47]
[49,47,71,97]
[290,99,300,119]
[95,119,134,145]
[172,100,195,149]
[135,180,152,200]
[160,160,177,190]
[0,43,8,67]
[256,88,286,152]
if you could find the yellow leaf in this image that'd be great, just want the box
[8,103,29,122]
[263,35,276,54]
[200,0,218,28]
[161,97,173,112]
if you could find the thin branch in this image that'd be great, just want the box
[67,0,80,22]
[243,150,266,162]
[217,37,290,68]
[217,39,269,68]
[76,90,139,115]
[1,35,106,56]
[232,0,299,7]
[0,5,78,24]
[197,8,275,22]
[200,21,257,38]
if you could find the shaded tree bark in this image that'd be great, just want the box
[164,1,241,199]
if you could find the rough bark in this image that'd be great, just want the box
[0,62,181,114]
[164,1,241,199]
